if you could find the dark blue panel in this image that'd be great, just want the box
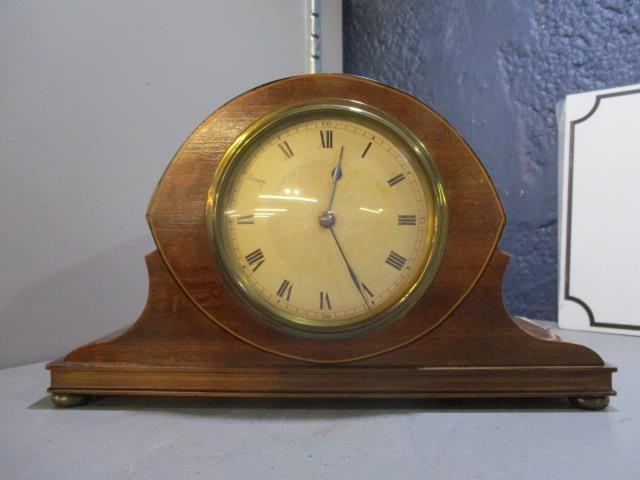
[344,0,640,320]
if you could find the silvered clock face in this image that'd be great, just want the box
[209,101,446,336]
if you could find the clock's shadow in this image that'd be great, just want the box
[28,394,600,415]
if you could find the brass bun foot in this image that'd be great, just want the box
[569,396,610,411]
[51,393,90,408]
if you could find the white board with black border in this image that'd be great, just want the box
[557,84,640,335]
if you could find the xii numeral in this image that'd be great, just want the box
[244,248,265,272]
[278,141,294,159]
[320,130,333,148]
[320,291,332,310]
[276,279,293,301]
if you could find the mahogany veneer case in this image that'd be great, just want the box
[47,74,616,410]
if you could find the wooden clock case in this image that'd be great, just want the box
[47,74,615,409]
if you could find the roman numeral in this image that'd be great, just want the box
[244,248,265,271]
[387,173,406,187]
[320,291,332,310]
[361,141,372,158]
[320,130,333,148]
[276,279,293,301]
[398,215,416,225]
[278,141,294,159]
[237,215,254,224]
[385,250,407,271]
[362,283,374,298]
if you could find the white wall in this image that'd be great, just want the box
[0,0,342,367]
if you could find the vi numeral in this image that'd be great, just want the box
[320,291,332,310]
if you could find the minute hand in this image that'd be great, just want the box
[328,227,371,310]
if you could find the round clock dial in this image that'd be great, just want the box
[208,101,447,337]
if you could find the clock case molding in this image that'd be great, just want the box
[47,75,615,408]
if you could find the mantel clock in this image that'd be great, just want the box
[47,75,615,410]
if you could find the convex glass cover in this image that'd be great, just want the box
[208,101,447,337]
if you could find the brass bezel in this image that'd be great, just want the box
[206,99,448,339]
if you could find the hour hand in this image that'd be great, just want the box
[327,146,344,212]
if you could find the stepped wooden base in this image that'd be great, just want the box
[48,363,615,401]
[47,250,616,410]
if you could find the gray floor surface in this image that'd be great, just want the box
[1,323,638,479]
